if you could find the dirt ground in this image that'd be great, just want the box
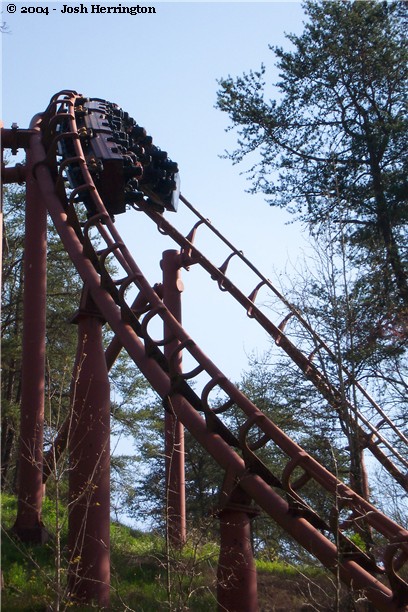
[257,571,371,611]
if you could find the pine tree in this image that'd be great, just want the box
[217,0,408,316]
[1,184,82,490]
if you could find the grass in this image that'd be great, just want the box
[1,494,218,611]
[1,494,339,611]
[256,558,325,578]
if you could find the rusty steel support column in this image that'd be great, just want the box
[217,487,258,612]
[30,124,405,610]
[12,143,48,544]
[161,250,186,547]
[42,288,158,484]
[67,293,110,607]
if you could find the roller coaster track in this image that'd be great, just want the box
[137,194,408,486]
[26,91,408,610]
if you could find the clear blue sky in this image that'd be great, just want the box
[2,2,308,383]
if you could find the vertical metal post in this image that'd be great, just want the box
[12,145,48,544]
[217,487,258,612]
[67,293,110,607]
[161,249,186,547]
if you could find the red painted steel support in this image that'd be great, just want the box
[1,126,36,152]
[42,289,156,484]
[12,141,48,544]
[1,164,27,185]
[217,487,258,612]
[67,293,110,607]
[28,106,408,610]
[0,123,3,315]
[162,250,186,547]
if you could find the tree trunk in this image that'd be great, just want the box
[370,156,408,305]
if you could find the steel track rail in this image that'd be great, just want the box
[28,91,408,609]
[135,196,408,485]
[179,194,408,450]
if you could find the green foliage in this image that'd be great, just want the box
[121,398,225,533]
[1,494,62,610]
[1,494,219,611]
[1,182,155,505]
[216,0,408,528]
[217,0,408,314]
[255,559,324,578]
[110,523,163,557]
[1,493,377,611]
[1,183,82,491]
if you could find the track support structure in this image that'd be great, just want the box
[67,290,110,607]
[12,140,49,544]
[217,486,259,612]
[162,250,187,548]
[2,95,408,611]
